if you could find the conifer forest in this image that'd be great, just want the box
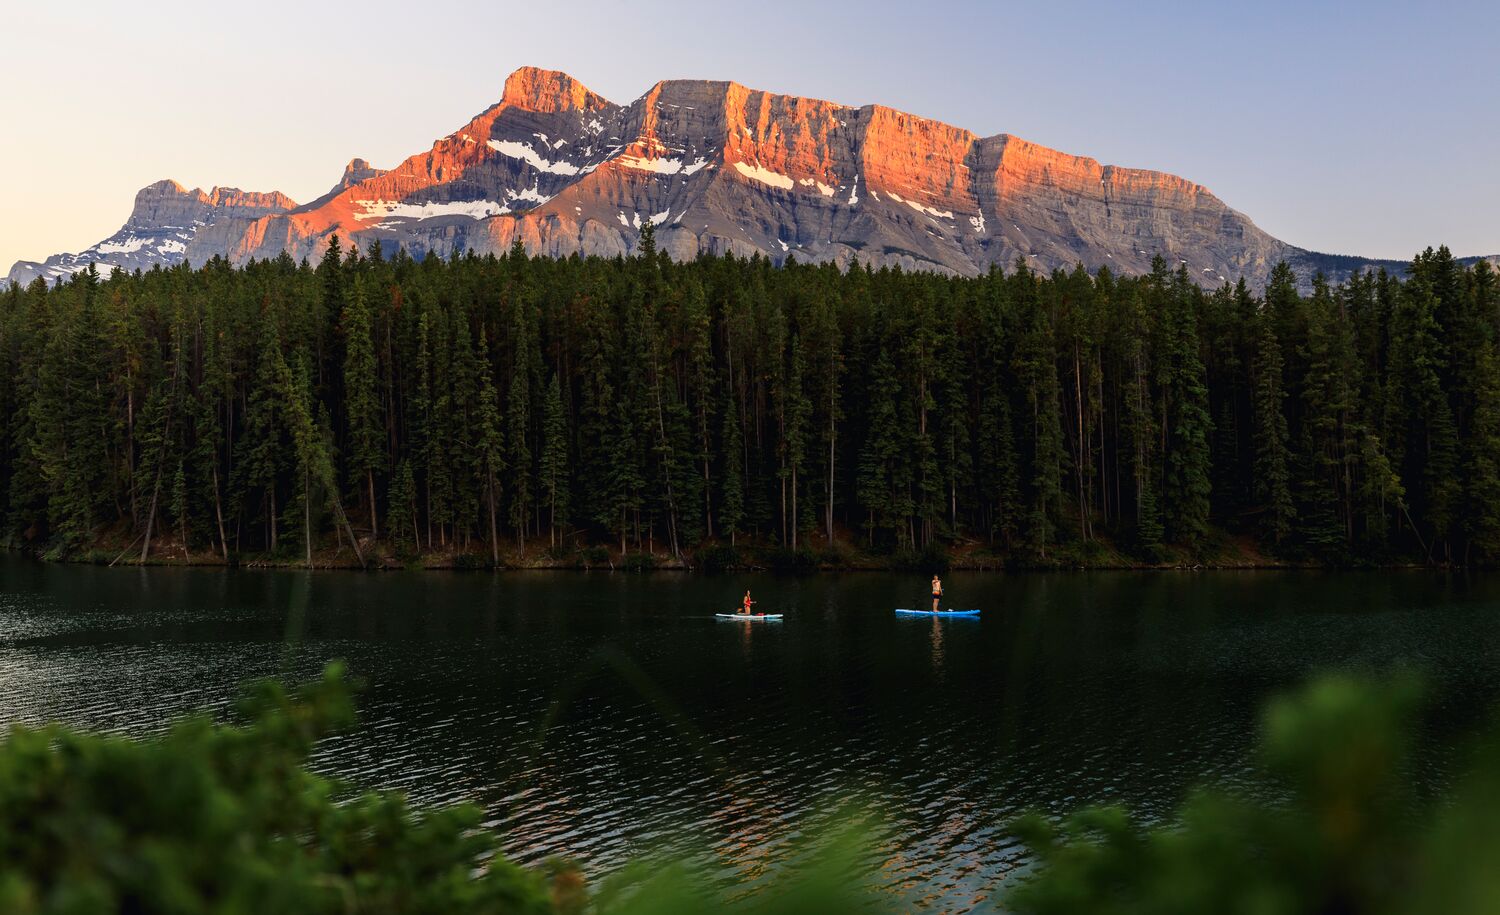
[2,228,1496,568]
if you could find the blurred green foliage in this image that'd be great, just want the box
[1008,673,1500,914]
[7,665,1500,914]
[0,663,565,914]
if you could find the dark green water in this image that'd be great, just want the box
[4,556,1500,911]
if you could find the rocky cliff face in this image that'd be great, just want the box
[7,180,296,287]
[8,67,1483,290]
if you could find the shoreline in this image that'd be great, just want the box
[1,542,1436,574]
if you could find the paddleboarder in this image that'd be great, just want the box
[931,575,943,612]
[740,590,756,616]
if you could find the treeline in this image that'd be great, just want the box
[1,229,1497,566]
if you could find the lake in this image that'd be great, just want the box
[4,556,1500,911]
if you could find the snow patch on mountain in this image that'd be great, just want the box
[486,140,583,176]
[732,161,794,190]
[618,154,685,175]
[96,236,150,255]
[355,199,508,221]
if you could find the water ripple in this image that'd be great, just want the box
[4,562,1500,911]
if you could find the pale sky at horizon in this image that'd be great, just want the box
[2,0,1496,273]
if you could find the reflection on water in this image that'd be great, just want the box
[4,557,1500,912]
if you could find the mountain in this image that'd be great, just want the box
[7,181,296,287]
[8,67,1493,290]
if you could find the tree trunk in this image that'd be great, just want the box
[211,461,229,560]
[330,494,365,569]
[652,372,682,558]
[488,473,500,567]
[790,465,798,550]
[367,468,378,541]
[701,403,713,539]
[1074,343,1090,542]
[126,384,137,524]
[139,366,181,563]
[304,470,313,569]
[140,464,164,564]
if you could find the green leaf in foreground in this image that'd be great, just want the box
[0,662,568,915]
[1008,673,1500,915]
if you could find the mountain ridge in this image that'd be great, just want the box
[8,66,1494,290]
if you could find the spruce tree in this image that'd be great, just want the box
[507,303,532,551]
[387,460,417,549]
[719,382,745,546]
[473,330,506,565]
[342,277,382,540]
[539,372,570,548]
[1465,342,1500,562]
[1252,305,1296,546]
[1012,269,1063,558]
[1161,269,1213,544]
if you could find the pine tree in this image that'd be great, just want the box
[507,303,532,551]
[169,461,189,556]
[342,276,383,540]
[1120,288,1163,551]
[1462,262,1500,561]
[1012,269,1063,558]
[278,347,363,568]
[446,306,481,547]
[719,382,745,546]
[238,314,289,553]
[409,309,434,550]
[1465,342,1500,562]
[473,330,506,565]
[1162,269,1213,543]
[986,385,1022,548]
[779,333,811,548]
[856,346,913,546]
[806,283,843,544]
[539,372,570,548]
[1388,273,1459,558]
[424,304,455,547]
[680,277,717,538]
[387,460,417,549]
[1297,277,1361,558]
[1252,304,1296,546]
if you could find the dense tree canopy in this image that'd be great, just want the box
[1,242,1496,566]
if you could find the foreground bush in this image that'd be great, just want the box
[0,664,885,914]
[7,663,1500,913]
[1008,674,1500,914]
[0,663,566,914]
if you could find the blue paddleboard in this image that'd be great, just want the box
[894,608,981,616]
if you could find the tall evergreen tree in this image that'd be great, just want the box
[1252,304,1296,546]
[539,372,570,548]
[1161,270,1213,543]
[473,330,507,564]
[342,277,383,541]
[507,302,533,551]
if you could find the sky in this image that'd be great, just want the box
[1,0,1496,273]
